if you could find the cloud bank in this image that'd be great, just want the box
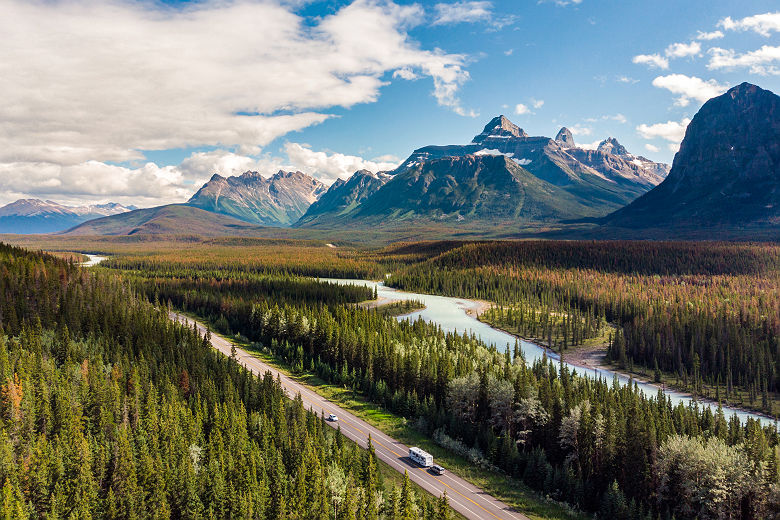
[0,0,471,205]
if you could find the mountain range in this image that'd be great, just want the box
[5,82,778,240]
[0,199,135,234]
[294,115,669,228]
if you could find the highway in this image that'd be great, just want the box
[170,312,528,520]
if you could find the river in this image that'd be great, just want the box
[325,278,777,428]
[79,255,774,428]
[81,254,107,267]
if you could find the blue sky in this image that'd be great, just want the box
[0,0,778,206]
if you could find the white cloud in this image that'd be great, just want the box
[632,54,669,70]
[651,74,728,106]
[617,76,639,84]
[707,45,780,75]
[177,151,280,180]
[644,143,660,153]
[504,49,514,56]
[668,143,681,153]
[696,30,724,41]
[665,41,701,58]
[568,124,593,136]
[585,114,627,124]
[719,12,780,37]
[531,98,545,109]
[0,148,300,207]
[0,0,471,171]
[284,143,400,183]
[393,67,420,80]
[539,0,583,6]
[432,1,493,25]
[636,118,691,143]
[0,160,194,208]
[0,143,403,206]
[515,103,531,115]
[577,139,601,150]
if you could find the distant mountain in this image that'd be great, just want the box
[603,82,780,233]
[296,170,391,227]
[63,204,270,236]
[0,199,136,234]
[297,115,669,229]
[395,115,669,212]
[188,170,327,226]
[349,154,603,224]
[565,135,669,187]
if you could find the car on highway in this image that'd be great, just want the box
[430,464,445,476]
[328,413,338,422]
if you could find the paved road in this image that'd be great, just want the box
[170,312,528,520]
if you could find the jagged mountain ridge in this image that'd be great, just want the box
[0,199,136,234]
[394,116,669,212]
[298,115,670,229]
[296,169,391,226]
[187,170,327,226]
[350,154,605,223]
[603,82,780,231]
[565,135,669,188]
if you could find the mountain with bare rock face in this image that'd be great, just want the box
[296,169,391,227]
[187,170,328,226]
[297,115,670,229]
[348,154,603,224]
[393,115,670,212]
[603,82,780,235]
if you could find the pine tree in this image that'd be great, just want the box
[399,471,416,520]
[435,492,450,520]
[362,436,379,520]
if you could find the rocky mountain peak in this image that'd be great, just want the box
[603,82,780,230]
[728,81,761,100]
[188,169,327,227]
[272,170,304,180]
[555,127,575,148]
[597,137,628,156]
[473,115,528,142]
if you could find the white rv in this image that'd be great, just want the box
[409,447,433,467]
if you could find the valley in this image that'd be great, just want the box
[5,235,773,519]
[4,2,780,519]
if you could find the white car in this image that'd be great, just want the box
[328,414,338,422]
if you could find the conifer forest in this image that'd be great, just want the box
[2,238,780,520]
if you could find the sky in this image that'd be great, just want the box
[1,0,779,207]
